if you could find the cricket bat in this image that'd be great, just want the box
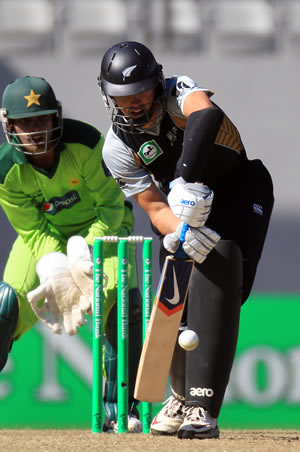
[134,224,194,403]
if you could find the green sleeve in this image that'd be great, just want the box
[82,134,129,245]
[0,181,63,259]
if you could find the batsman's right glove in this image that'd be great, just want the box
[167,177,214,228]
[163,222,220,264]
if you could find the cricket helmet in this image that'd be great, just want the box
[98,41,166,133]
[0,76,63,154]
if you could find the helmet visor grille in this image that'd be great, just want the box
[104,94,166,134]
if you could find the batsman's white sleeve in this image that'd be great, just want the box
[103,128,153,197]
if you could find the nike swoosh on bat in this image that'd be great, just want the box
[166,266,180,305]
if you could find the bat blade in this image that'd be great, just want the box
[134,255,194,403]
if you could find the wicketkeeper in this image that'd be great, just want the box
[0,76,143,433]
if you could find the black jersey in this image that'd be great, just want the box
[103,75,248,198]
[113,110,185,195]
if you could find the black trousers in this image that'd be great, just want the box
[159,159,274,417]
[205,158,274,302]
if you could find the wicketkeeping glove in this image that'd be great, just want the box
[163,222,221,264]
[67,236,93,316]
[67,236,108,316]
[27,251,91,335]
[167,177,214,228]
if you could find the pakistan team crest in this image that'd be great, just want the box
[138,140,163,165]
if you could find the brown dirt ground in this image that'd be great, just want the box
[1,429,300,452]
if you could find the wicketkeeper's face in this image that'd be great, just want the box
[9,114,55,154]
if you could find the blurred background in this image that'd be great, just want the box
[0,0,300,430]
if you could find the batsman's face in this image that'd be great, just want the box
[114,88,156,123]
[10,114,55,154]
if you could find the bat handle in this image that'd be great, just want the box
[176,222,189,259]
[179,222,188,244]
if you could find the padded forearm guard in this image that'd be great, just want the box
[177,107,224,183]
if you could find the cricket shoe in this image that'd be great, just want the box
[112,414,143,433]
[177,406,219,439]
[150,396,185,436]
[103,417,115,433]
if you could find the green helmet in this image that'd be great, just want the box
[0,76,63,154]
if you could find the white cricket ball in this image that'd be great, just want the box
[178,330,199,351]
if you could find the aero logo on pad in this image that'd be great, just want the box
[156,258,194,316]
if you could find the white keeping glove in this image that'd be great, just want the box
[168,177,214,228]
[67,236,93,316]
[67,236,108,316]
[27,252,91,335]
[163,222,220,264]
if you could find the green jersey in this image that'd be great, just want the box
[0,118,128,260]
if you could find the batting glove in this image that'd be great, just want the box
[168,177,214,228]
[164,222,220,264]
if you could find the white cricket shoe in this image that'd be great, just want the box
[150,396,185,436]
[112,414,143,433]
[177,406,219,439]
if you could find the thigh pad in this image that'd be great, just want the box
[0,282,19,371]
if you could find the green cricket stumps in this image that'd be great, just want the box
[142,239,153,433]
[92,239,104,433]
[117,239,129,433]
[92,235,153,434]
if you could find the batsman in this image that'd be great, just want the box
[98,41,274,439]
[0,76,143,433]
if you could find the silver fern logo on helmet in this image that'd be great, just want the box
[122,65,137,80]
